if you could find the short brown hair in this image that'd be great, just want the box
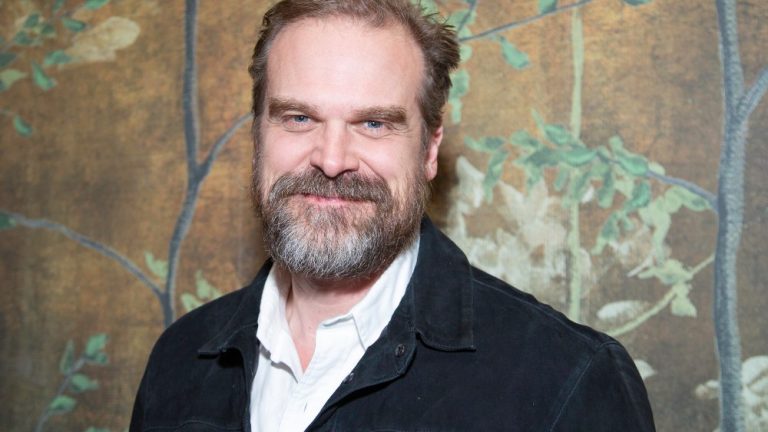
[248,0,460,144]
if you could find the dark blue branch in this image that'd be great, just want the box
[455,0,477,34]
[2,211,163,301]
[714,0,748,431]
[164,0,201,328]
[183,0,200,179]
[645,170,718,211]
[459,0,593,42]
[736,66,768,125]
[199,113,253,179]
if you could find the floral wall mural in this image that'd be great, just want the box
[1,1,766,431]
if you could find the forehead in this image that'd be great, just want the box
[265,16,425,111]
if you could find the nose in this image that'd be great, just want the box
[309,123,359,178]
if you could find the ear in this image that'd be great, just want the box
[424,126,443,181]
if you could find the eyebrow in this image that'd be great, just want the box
[267,97,320,119]
[267,97,408,127]
[351,106,408,127]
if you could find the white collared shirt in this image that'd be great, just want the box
[250,238,419,432]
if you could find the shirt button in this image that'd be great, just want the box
[395,344,406,357]
[343,372,354,383]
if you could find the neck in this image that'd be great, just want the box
[278,266,383,370]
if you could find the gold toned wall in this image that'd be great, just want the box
[1,1,766,431]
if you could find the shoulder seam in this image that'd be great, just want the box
[471,275,604,348]
[547,342,619,432]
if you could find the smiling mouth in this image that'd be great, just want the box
[298,193,370,205]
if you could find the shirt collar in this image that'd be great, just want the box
[344,237,419,348]
[258,237,420,359]
[199,217,474,356]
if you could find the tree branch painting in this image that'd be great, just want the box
[0,0,251,328]
[712,0,767,430]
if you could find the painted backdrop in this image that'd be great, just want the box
[1,0,766,431]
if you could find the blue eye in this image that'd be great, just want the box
[293,115,310,123]
[365,120,383,129]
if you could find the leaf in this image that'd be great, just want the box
[593,213,620,254]
[24,13,41,28]
[0,69,27,92]
[568,170,592,204]
[669,186,710,212]
[638,259,692,285]
[84,333,108,359]
[465,136,505,153]
[84,0,110,9]
[743,356,768,389]
[539,0,558,14]
[459,44,473,64]
[447,4,477,30]
[608,135,626,153]
[144,251,168,280]
[448,69,469,124]
[0,52,17,68]
[544,124,571,146]
[634,360,656,381]
[670,284,697,317]
[561,148,596,166]
[48,395,76,414]
[13,115,33,136]
[510,130,540,149]
[31,62,56,90]
[623,0,651,5]
[523,147,559,168]
[62,17,87,32]
[417,0,440,15]
[597,300,649,323]
[69,373,99,393]
[617,154,649,176]
[638,201,672,260]
[59,340,75,374]
[87,352,108,365]
[497,36,530,69]
[13,31,34,46]
[553,169,569,192]
[41,23,56,37]
[43,50,72,67]
[0,213,16,230]
[53,0,67,13]
[195,270,221,300]
[181,293,204,313]
[597,171,615,208]
[63,16,141,64]
[483,150,509,202]
[623,181,651,212]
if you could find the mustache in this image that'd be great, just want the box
[268,169,391,204]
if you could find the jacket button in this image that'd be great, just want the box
[343,372,354,383]
[395,344,406,357]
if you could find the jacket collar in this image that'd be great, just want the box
[407,217,475,351]
[198,217,475,355]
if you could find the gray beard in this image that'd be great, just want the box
[255,168,427,280]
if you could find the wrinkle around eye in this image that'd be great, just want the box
[280,114,316,132]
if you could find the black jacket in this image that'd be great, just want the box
[131,219,655,431]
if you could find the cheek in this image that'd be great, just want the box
[261,134,312,174]
[361,146,424,192]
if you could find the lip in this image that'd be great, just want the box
[299,193,365,206]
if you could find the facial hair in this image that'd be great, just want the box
[254,167,428,280]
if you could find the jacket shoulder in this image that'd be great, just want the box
[469,265,617,353]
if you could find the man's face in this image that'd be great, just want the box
[253,17,441,280]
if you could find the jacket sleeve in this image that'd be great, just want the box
[550,342,656,432]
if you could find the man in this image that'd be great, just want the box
[131,1,655,431]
